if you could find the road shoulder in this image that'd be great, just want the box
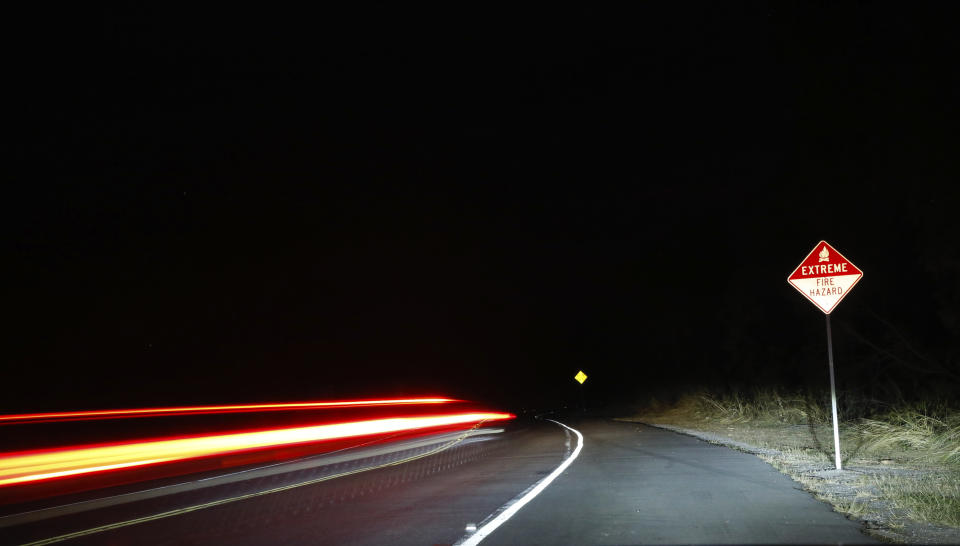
[618,418,960,545]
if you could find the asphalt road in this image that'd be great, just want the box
[1,417,878,545]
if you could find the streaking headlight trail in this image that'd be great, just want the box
[0,397,458,425]
[0,412,513,487]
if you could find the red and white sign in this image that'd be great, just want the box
[788,241,863,314]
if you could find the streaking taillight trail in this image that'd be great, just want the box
[0,409,514,488]
[0,397,458,425]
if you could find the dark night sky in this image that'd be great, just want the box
[8,4,959,413]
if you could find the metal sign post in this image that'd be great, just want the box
[825,314,842,470]
[788,241,863,471]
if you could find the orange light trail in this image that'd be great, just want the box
[0,412,513,487]
[0,398,458,425]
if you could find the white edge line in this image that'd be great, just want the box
[455,419,583,546]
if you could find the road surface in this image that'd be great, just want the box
[0,417,878,545]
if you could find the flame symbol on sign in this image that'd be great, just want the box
[818,246,830,262]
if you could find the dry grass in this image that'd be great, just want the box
[871,473,960,527]
[693,389,830,425]
[857,406,960,467]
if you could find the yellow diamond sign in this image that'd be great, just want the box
[574,370,587,384]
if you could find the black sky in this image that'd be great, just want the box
[8,4,959,412]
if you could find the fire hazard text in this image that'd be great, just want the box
[800,263,849,276]
[810,276,844,297]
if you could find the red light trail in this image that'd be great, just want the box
[0,397,458,425]
[0,412,514,487]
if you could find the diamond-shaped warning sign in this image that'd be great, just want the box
[788,241,863,314]
[574,371,587,384]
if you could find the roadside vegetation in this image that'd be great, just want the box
[627,389,960,541]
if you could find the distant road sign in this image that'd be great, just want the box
[788,241,863,314]
[574,371,587,384]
